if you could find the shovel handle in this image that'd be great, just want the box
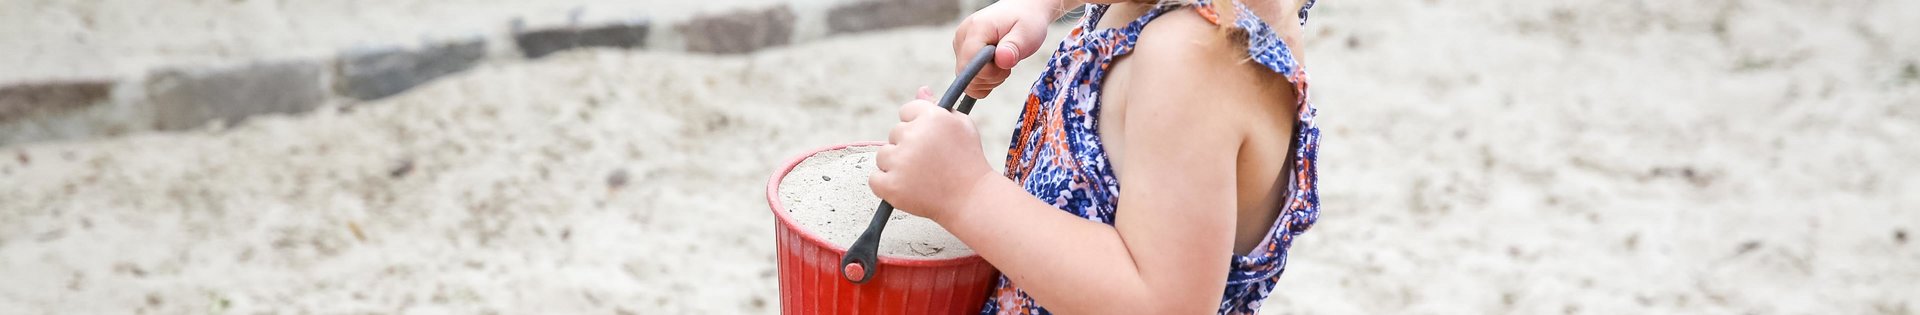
[839,44,997,284]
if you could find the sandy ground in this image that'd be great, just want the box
[3,0,1919,314]
[0,24,1017,314]
[0,0,785,83]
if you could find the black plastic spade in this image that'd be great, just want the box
[839,45,997,284]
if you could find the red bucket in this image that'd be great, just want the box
[766,141,999,315]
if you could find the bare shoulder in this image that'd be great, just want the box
[1128,8,1244,81]
[1105,8,1259,148]
[1121,7,1292,122]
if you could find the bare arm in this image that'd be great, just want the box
[877,10,1248,314]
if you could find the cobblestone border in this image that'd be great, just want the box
[0,0,993,146]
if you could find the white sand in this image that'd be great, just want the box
[777,145,974,259]
[2,0,1917,314]
[0,0,784,83]
[0,24,1018,314]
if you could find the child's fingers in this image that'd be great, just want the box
[995,44,1022,70]
[950,2,1047,99]
[952,20,1002,74]
[868,165,896,198]
[871,169,890,196]
[916,86,934,101]
[966,68,1009,98]
[888,122,907,144]
[994,20,1044,70]
[898,99,938,122]
[874,144,898,173]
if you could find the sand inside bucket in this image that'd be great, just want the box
[778,145,974,259]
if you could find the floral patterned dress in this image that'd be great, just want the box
[983,0,1320,314]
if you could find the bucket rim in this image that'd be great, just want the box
[767,141,988,266]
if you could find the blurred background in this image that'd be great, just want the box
[1,0,1915,313]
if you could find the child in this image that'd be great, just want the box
[870,0,1319,313]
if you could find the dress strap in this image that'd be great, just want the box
[1089,1,1311,66]
[1189,0,1304,78]
[1078,3,1107,31]
[1081,3,1184,57]
[1193,0,1317,26]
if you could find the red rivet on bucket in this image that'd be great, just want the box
[844,263,866,282]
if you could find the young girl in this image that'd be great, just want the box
[871,0,1319,313]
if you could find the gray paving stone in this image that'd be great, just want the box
[146,61,327,131]
[681,6,796,54]
[336,38,487,100]
[576,22,651,50]
[827,0,960,35]
[0,80,113,123]
[515,28,580,59]
[515,21,651,59]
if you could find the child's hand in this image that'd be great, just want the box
[871,87,995,223]
[953,0,1060,98]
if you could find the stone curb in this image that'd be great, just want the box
[0,0,978,147]
[828,0,961,35]
[337,39,489,100]
[146,60,330,131]
[0,80,113,123]
[515,20,652,59]
[681,6,796,55]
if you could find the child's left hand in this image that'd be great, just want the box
[870,87,995,223]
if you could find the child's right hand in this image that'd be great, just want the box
[953,0,1065,98]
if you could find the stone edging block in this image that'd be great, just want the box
[681,6,798,55]
[515,20,652,59]
[827,0,961,35]
[336,38,488,101]
[0,80,114,123]
[146,61,328,131]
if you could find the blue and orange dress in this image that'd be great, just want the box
[982,0,1321,314]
